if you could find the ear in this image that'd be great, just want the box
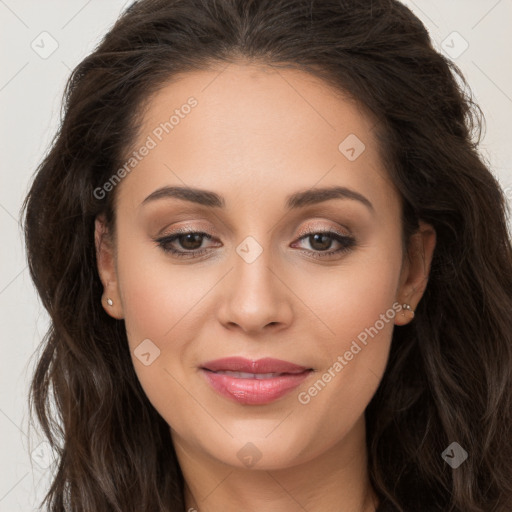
[94,215,124,319]
[394,220,436,326]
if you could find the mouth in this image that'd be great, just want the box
[205,370,303,379]
[200,357,314,405]
[201,356,312,374]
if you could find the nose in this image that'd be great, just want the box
[217,244,293,335]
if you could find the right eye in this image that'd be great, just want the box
[154,230,219,258]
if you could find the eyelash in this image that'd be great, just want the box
[154,227,356,260]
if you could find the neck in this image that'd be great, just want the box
[174,415,379,512]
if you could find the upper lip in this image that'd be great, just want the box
[201,357,311,374]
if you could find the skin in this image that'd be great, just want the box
[95,61,436,512]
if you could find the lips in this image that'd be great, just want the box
[200,357,313,405]
[201,357,310,374]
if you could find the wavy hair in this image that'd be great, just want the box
[22,0,512,510]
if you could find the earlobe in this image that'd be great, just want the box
[394,302,416,326]
[394,220,436,326]
[94,215,124,320]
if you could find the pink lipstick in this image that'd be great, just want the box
[200,357,313,405]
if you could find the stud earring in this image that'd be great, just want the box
[106,298,113,306]
[402,303,414,318]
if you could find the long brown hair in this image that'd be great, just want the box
[22,0,512,510]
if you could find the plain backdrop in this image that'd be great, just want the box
[1,1,511,510]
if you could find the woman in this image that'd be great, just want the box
[22,0,512,510]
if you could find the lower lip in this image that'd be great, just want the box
[201,369,312,405]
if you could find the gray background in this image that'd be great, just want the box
[1,1,511,509]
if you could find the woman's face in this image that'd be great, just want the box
[96,62,435,470]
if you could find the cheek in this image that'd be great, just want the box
[115,232,209,341]
[293,238,403,416]
[305,238,403,350]
[114,236,205,395]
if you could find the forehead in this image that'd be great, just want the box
[137,62,377,151]
[115,62,395,215]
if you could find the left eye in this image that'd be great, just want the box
[154,230,356,260]
[291,230,356,259]
[292,231,354,254]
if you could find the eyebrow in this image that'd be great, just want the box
[141,185,374,212]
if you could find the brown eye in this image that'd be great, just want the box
[176,233,206,250]
[155,231,216,258]
[308,233,335,251]
[291,230,356,260]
